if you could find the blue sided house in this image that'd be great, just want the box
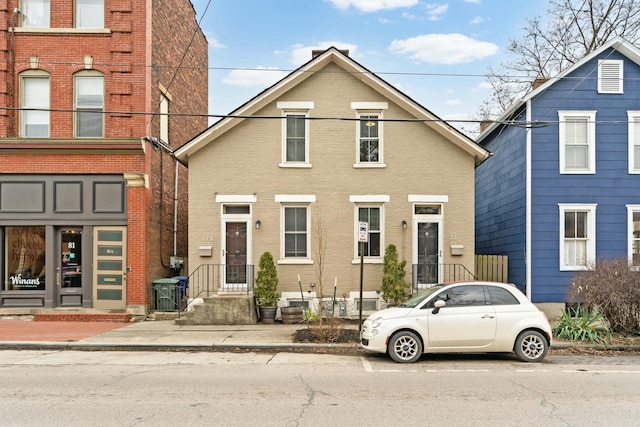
[475,37,640,305]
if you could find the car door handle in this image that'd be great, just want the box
[482,314,495,319]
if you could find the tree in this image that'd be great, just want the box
[254,252,279,307]
[381,244,409,305]
[481,0,640,120]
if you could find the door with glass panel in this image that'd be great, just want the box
[57,228,83,307]
[92,226,127,309]
[416,221,441,287]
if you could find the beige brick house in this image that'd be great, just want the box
[175,47,489,317]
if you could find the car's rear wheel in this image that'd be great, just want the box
[388,331,422,363]
[514,330,548,362]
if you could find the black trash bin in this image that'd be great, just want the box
[152,278,180,311]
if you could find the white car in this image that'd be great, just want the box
[360,281,552,363]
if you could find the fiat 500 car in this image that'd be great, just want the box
[360,281,552,363]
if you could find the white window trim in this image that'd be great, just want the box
[74,72,105,138]
[352,203,385,263]
[598,59,623,94]
[408,195,449,203]
[279,110,311,168]
[278,204,313,265]
[559,203,597,271]
[626,205,640,270]
[20,71,50,138]
[558,110,596,174]
[216,194,257,203]
[352,103,387,168]
[628,111,640,174]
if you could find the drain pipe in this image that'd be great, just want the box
[173,160,178,257]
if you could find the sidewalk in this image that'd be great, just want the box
[0,318,360,352]
[0,318,638,353]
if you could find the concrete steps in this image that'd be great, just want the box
[176,295,258,325]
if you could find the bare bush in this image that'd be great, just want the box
[309,317,345,342]
[569,258,640,333]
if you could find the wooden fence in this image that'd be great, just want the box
[475,255,508,283]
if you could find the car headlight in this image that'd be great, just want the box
[371,317,384,328]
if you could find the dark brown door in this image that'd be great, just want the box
[225,222,247,286]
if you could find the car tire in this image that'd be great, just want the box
[514,330,548,362]
[388,331,423,363]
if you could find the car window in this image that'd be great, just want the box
[437,285,487,307]
[487,286,520,305]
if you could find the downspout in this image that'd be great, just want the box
[174,160,178,257]
[525,99,532,300]
[8,8,20,136]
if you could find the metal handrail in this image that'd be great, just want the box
[186,264,255,303]
[411,263,476,292]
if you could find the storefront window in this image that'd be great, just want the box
[5,226,46,291]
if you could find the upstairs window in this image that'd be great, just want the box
[75,74,104,138]
[76,0,104,28]
[21,73,50,137]
[160,92,170,144]
[598,60,623,94]
[358,114,380,163]
[352,102,387,167]
[277,102,313,167]
[21,0,50,27]
[285,114,307,162]
[559,111,596,174]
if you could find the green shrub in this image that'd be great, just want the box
[552,307,612,345]
[254,252,279,306]
[381,244,410,305]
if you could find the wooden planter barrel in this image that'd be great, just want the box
[280,306,303,324]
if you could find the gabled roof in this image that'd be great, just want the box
[175,47,489,165]
[477,37,640,144]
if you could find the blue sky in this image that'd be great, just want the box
[190,0,548,133]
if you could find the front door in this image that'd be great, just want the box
[57,228,83,307]
[416,221,441,286]
[224,221,248,290]
[92,226,127,309]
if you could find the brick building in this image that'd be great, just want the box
[0,0,208,315]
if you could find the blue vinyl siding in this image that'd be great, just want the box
[475,110,527,294]
[476,45,640,303]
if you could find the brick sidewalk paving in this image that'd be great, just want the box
[0,320,128,342]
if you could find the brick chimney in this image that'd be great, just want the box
[532,78,549,89]
[480,120,493,133]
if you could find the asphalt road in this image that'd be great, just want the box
[1,350,639,426]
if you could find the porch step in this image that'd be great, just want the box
[176,295,258,325]
[34,312,132,323]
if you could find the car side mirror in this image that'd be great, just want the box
[432,299,446,314]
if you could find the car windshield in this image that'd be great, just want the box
[397,286,444,308]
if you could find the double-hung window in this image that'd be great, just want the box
[352,102,387,167]
[21,0,50,27]
[284,206,308,258]
[626,205,640,268]
[276,195,315,263]
[285,114,306,162]
[76,0,105,28]
[358,206,382,257]
[558,111,596,174]
[21,73,50,137]
[559,204,596,270]
[75,74,104,138]
[628,112,640,173]
[277,102,313,167]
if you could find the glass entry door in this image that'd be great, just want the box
[57,228,83,306]
[416,221,441,286]
[224,221,248,289]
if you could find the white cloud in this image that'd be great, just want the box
[221,67,288,87]
[464,0,481,3]
[326,0,419,13]
[426,3,448,21]
[208,37,226,49]
[470,16,484,24]
[446,99,463,106]
[388,33,499,64]
[289,42,359,65]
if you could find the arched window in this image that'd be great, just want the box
[74,71,104,138]
[20,71,50,137]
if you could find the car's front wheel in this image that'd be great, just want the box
[514,330,548,362]
[388,331,423,363]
